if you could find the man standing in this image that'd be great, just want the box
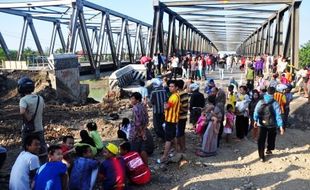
[170,54,179,80]
[176,80,189,154]
[18,77,47,162]
[157,81,180,163]
[254,87,285,162]
[218,56,226,80]
[129,92,150,164]
[150,78,167,140]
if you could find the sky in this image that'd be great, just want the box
[0,0,309,51]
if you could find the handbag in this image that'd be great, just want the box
[22,96,40,133]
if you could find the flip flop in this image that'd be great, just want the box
[156,158,168,164]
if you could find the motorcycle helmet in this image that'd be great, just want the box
[17,77,35,95]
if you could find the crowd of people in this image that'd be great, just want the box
[1,51,310,190]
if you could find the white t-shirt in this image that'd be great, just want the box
[19,94,45,132]
[9,151,40,190]
[171,57,179,68]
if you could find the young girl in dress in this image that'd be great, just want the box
[224,104,235,143]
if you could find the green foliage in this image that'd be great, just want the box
[0,48,6,61]
[299,41,310,68]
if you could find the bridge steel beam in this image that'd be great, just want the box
[116,19,126,68]
[49,22,58,55]
[95,12,107,74]
[0,32,10,60]
[17,17,29,61]
[151,0,217,57]
[124,20,134,64]
[291,1,301,69]
[238,2,301,59]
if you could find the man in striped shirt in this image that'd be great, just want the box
[157,80,180,163]
[176,80,189,153]
[150,78,167,140]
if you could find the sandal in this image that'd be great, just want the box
[156,158,168,164]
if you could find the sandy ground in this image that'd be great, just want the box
[0,69,309,190]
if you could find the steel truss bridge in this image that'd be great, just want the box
[0,0,303,76]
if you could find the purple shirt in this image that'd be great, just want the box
[255,59,264,70]
[129,103,149,141]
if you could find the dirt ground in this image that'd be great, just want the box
[0,70,309,190]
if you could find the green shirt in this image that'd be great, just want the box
[246,68,254,80]
[90,130,103,149]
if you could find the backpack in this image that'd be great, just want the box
[258,100,276,128]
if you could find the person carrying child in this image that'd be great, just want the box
[86,122,103,152]
[34,145,68,190]
[99,143,126,190]
[69,145,99,190]
[119,142,151,185]
[224,104,235,143]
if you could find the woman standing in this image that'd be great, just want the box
[196,95,222,157]
[248,90,261,141]
[235,86,250,140]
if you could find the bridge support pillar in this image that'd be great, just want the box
[48,54,89,102]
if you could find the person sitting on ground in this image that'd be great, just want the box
[9,135,41,190]
[60,135,75,169]
[99,143,126,190]
[86,122,103,152]
[34,145,68,190]
[118,118,131,141]
[69,145,99,190]
[119,142,151,185]
[76,130,97,156]
[0,146,7,170]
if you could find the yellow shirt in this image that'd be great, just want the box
[227,93,236,110]
[165,93,180,123]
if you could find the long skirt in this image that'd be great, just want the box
[198,121,219,157]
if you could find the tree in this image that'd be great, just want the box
[0,48,6,61]
[299,40,310,68]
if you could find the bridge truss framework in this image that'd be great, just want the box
[0,0,153,76]
[151,0,302,68]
